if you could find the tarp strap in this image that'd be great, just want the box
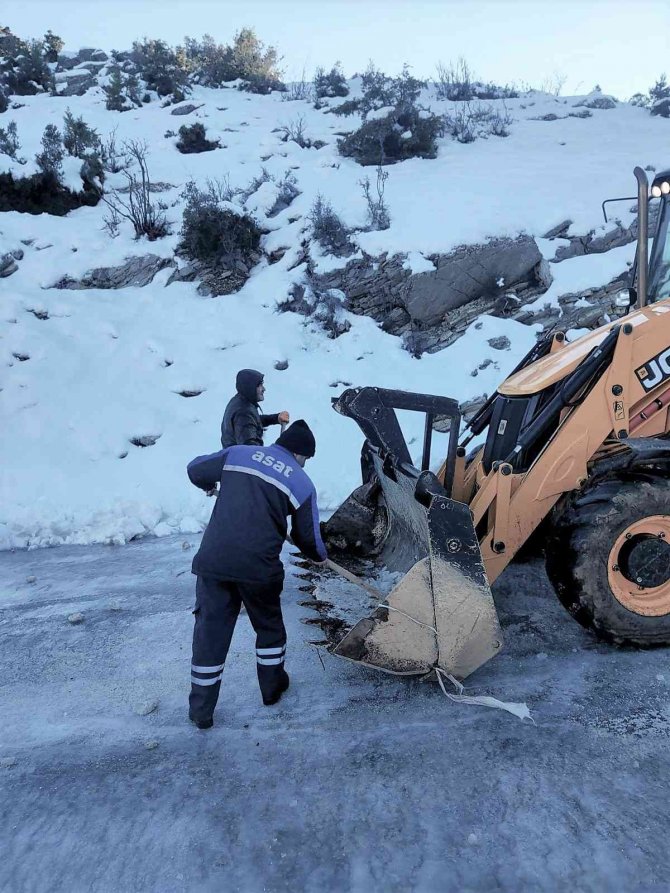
[377,602,438,634]
[435,667,534,723]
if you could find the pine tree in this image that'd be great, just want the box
[14,40,53,95]
[63,109,99,157]
[314,63,349,99]
[104,67,126,111]
[0,120,20,158]
[43,30,64,64]
[35,124,63,179]
[650,74,670,118]
[125,71,142,107]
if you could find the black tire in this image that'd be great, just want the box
[545,476,670,645]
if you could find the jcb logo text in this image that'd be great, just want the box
[635,346,670,392]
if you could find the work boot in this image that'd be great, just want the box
[189,709,213,730]
[262,669,290,706]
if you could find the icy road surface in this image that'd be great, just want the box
[2,535,670,892]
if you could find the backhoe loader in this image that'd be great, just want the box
[324,166,670,680]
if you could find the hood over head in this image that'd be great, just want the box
[236,369,264,403]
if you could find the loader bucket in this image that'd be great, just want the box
[324,387,503,680]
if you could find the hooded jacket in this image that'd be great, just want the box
[187,443,327,582]
[221,369,280,448]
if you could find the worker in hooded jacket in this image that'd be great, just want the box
[187,419,328,729]
[221,368,289,448]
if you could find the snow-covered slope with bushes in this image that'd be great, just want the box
[1,75,668,548]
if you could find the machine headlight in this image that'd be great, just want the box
[662,181,670,195]
[614,290,632,308]
[651,185,662,198]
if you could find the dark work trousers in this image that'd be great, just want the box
[189,575,287,719]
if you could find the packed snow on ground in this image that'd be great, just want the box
[1,82,668,548]
[2,535,670,892]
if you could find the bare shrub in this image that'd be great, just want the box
[360,164,390,230]
[103,203,121,237]
[309,194,352,255]
[101,140,171,239]
[101,128,128,173]
[444,100,513,142]
[278,115,311,147]
[487,102,514,136]
[282,69,313,102]
[540,72,568,97]
[434,58,518,101]
[239,166,272,202]
[204,175,238,203]
[268,170,299,216]
[435,58,474,101]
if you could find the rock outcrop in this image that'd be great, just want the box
[306,221,635,355]
[53,255,174,290]
[311,236,552,354]
[0,247,22,278]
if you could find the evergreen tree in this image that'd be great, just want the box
[130,38,190,100]
[63,109,99,157]
[43,30,64,64]
[104,67,126,111]
[650,74,670,118]
[314,63,349,99]
[35,124,63,179]
[0,120,20,158]
[13,40,53,94]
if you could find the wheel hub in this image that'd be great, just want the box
[609,516,670,616]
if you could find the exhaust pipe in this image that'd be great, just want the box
[634,166,649,308]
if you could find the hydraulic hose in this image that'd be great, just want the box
[504,325,621,467]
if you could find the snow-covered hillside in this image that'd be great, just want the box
[2,74,668,549]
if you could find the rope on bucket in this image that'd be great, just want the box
[434,667,534,723]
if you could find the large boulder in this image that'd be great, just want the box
[403,236,546,326]
[311,236,550,354]
[76,48,99,62]
[53,255,175,290]
[575,92,617,110]
[57,70,96,96]
[0,252,19,278]
[170,103,202,116]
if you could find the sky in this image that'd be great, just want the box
[2,0,668,99]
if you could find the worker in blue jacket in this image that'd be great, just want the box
[186,420,327,729]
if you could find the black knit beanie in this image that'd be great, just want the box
[276,420,316,458]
